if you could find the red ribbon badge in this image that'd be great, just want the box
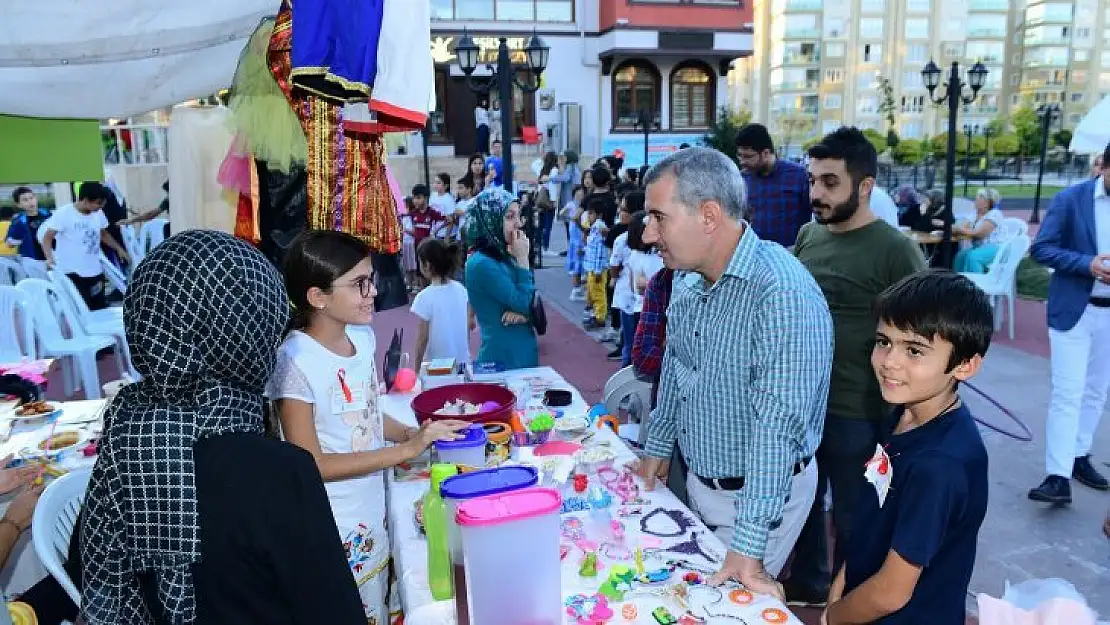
[337,369,353,403]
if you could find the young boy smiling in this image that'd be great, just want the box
[825,270,993,625]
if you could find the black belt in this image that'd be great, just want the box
[1090,297,1110,308]
[695,456,812,492]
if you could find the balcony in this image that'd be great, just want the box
[781,51,821,64]
[1025,35,1071,46]
[598,0,750,31]
[969,0,1009,10]
[967,28,1007,37]
[770,106,820,115]
[1025,58,1070,68]
[778,80,821,90]
[784,27,822,38]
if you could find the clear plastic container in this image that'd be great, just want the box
[439,466,539,625]
[434,424,488,468]
[456,487,563,625]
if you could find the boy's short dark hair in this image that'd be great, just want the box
[436,172,451,188]
[411,184,430,198]
[874,270,994,370]
[735,123,775,154]
[807,126,878,185]
[77,181,110,202]
[457,177,475,191]
[589,164,612,188]
[11,186,34,203]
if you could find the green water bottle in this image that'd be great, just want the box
[425,463,459,601]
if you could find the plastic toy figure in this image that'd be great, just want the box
[652,606,678,624]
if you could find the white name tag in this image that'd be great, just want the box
[331,369,369,414]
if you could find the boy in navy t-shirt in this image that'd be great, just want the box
[825,270,993,625]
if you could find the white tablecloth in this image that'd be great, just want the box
[381,367,802,625]
[0,400,103,598]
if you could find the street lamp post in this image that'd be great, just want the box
[982,125,995,188]
[1029,103,1060,225]
[963,123,979,197]
[922,60,988,268]
[455,30,550,198]
[634,108,660,169]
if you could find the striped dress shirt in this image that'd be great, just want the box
[644,225,834,560]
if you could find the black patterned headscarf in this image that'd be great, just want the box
[80,230,289,624]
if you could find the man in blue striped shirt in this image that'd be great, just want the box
[635,147,834,601]
[737,124,812,248]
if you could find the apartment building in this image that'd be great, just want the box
[731,0,1110,155]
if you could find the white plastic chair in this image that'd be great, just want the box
[98,253,128,295]
[119,224,145,270]
[140,218,168,254]
[50,271,137,381]
[603,366,655,448]
[0,285,35,362]
[17,279,114,399]
[961,234,1032,340]
[19,258,50,281]
[998,217,1029,243]
[32,467,91,607]
[0,256,27,285]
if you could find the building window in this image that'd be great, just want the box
[1071,91,1085,102]
[825,18,846,38]
[860,44,882,64]
[906,0,930,12]
[906,44,929,64]
[944,43,964,58]
[824,68,844,83]
[670,62,715,130]
[826,42,845,58]
[1074,70,1087,83]
[1102,50,1110,66]
[903,71,924,90]
[857,71,878,91]
[860,18,884,39]
[824,94,842,109]
[1010,73,1019,86]
[612,60,661,130]
[432,0,573,21]
[905,18,929,39]
[858,96,878,114]
[1075,50,1090,62]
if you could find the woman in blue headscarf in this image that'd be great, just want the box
[464,188,539,370]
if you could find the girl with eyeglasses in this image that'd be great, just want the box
[267,230,469,623]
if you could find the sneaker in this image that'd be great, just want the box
[1028,475,1072,504]
[583,318,605,330]
[783,580,828,608]
[607,348,623,361]
[569,287,585,301]
[1073,455,1109,490]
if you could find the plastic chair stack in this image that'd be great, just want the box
[0,285,35,362]
[31,468,92,607]
[960,234,1032,340]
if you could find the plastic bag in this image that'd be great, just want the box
[1002,579,1087,611]
[976,578,1104,625]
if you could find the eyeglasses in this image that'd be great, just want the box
[334,274,376,299]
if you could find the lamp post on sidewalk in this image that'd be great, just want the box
[455,30,550,196]
[1029,103,1060,225]
[633,108,660,169]
[963,123,979,196]
[982,125,995,187]
[922,59,988,267]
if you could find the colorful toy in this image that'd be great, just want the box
[682,571,702,585]
[564,593,614,625]
[652,606,678,624]
[579,551,599,577]
[621,603,638,621]
[586,486,612,509]
[729,589,754,605]
[638,567,673,584]
[573,473,589,493]
[762,608,789,623]
[528,412,554,432]
[392,367,417,392]
[596,414,620,433]
[598,564,636,602]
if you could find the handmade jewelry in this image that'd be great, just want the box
[664,532,722,563]
[597,465,642,503]
[640,507,697,538]
[664,558,717,576]
[686,585,723,608]
[617,506,644,518]
[600,541,632,561]
[678,613,707,625]
[561,517,586,540]
[621,603,638,620]
[702,607,749,623]
[682,571,703,585]
[564,593,614,624]
[728,588,754,605]
[561,496,590,513]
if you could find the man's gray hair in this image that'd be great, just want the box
[643,147,747,220]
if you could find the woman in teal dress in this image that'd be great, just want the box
[464,188,539,369]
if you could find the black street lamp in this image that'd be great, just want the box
[1029,103,1060,224]
[963,123,979,197]
[633,108,660,169]
[923,59,988,267]
[982,125,996,187]
[455,30,550,197]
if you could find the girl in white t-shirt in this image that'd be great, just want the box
[622,212,663,366]
[412,238,474,367]
[267,230,468,622]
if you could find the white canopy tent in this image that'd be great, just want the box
[1069,94,1110,155]
[0,1,274,119]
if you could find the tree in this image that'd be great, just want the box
[991,133,1020,156]
[1053,128,1073,149]
[878,77,898,140]
[703,107,753,164]
[777,112,813,157]
[862,128,887,154]
[892,139,925,165]
[1010,99,1042,157]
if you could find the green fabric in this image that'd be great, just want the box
[464,252,538,370]
[0,115,103,183]
[794,219,927,420]
[465,187,515,253]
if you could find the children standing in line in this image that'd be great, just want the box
[564,185,586,301]
[411,238,473,367]
[268,230,469,623]
[582,198,609,329]
[824,271,992,625]
[454,178,477,244]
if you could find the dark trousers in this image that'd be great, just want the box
[790,414,882,590]
[476,124,490,155]
[540,210,555,250]
[68,272,107,311]
[619,311,639,367]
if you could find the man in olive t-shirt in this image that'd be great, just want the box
[785,128,926,607]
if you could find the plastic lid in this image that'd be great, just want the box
[483,422,511,444]
[433,423,487,451]
[429,463,459,492]
[440,465,539,501]
[455,487,562,527]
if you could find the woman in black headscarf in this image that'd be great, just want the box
[79,230,364,624]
